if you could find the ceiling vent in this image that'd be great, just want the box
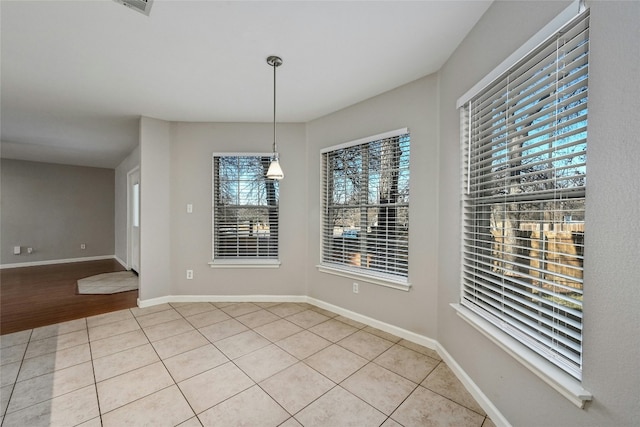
[113,0,153,16]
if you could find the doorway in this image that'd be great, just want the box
[127,167,141,274]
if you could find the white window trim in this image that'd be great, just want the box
[454,2,592,408]
[316,264,411,291]
[319,128,409,154]
[452,303,592,408]
[456,0,586,108]
[211,152,280,266]
[209,259,280,269]
[319,127,410,290]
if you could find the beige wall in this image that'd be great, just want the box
[0,159,115,265]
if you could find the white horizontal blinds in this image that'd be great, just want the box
[213,155,279,260]
[462,10,589,380]
[321,131,410,280]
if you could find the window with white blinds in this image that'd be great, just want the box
[320,129,410,284]
[212,154,279,263]
[461,10,589,380]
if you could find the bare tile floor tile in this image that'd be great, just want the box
[0,302,494,426]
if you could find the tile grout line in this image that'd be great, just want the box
[302,340,410,423]
[222,304,384,424]
[193,302,296,420]
[80,305,279,423]
[94,305,203,425]
[161,304,221,425]
[3,323,101,424]
[126,306,197,424]
[222,303,339,424]
[254,302,483,425]
[0,328,32,421]
[83,317,104,426]
[178,303,329,421]
[419,360,489,418]
[168,302,268,423]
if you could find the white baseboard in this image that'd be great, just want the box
[137,294,307,308]
[137,295,173,308]
[306,297,439,351]
[135,293,505,425]
[0,255,116,269]
[437,343,511,427]
[137,294,437,352]
[113,255,128,269]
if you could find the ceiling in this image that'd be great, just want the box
[1,0,492,169]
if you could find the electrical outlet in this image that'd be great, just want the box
[13,246,21,255]
[187,203,193,213]
[186,269,193,280]
[27,247,33,254]
[80,243,86,250]
[353,282,359,294]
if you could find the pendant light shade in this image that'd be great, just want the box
[266,55,284,180]
[266,156,284,180]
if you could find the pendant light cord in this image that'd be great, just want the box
[272,60,277,155]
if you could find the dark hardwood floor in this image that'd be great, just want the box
[1,259,138,335]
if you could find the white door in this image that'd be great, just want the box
[128,168,141,273]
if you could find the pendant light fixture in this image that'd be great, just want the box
[266,55,285,180]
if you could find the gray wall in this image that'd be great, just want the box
[437,1,640,426]
[306,74,440,339]
[139,119,308,300]
[583,3,640,423]
[0,159,115,265]
[139,117,172,301]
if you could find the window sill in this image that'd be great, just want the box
[316,264,411,291]
[209,260,280,269]
[451,303,592,409]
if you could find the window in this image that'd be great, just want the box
[133,182,140,228]
[320,129,410,286]
[212,154,279,265]
[460,10,589,380]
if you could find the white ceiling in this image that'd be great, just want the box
[1,0,492,168]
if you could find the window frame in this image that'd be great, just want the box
[317,128,411,290]
[210,152,280,268]
[453,3,592,408]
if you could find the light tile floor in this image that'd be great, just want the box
[0,302,496,427]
